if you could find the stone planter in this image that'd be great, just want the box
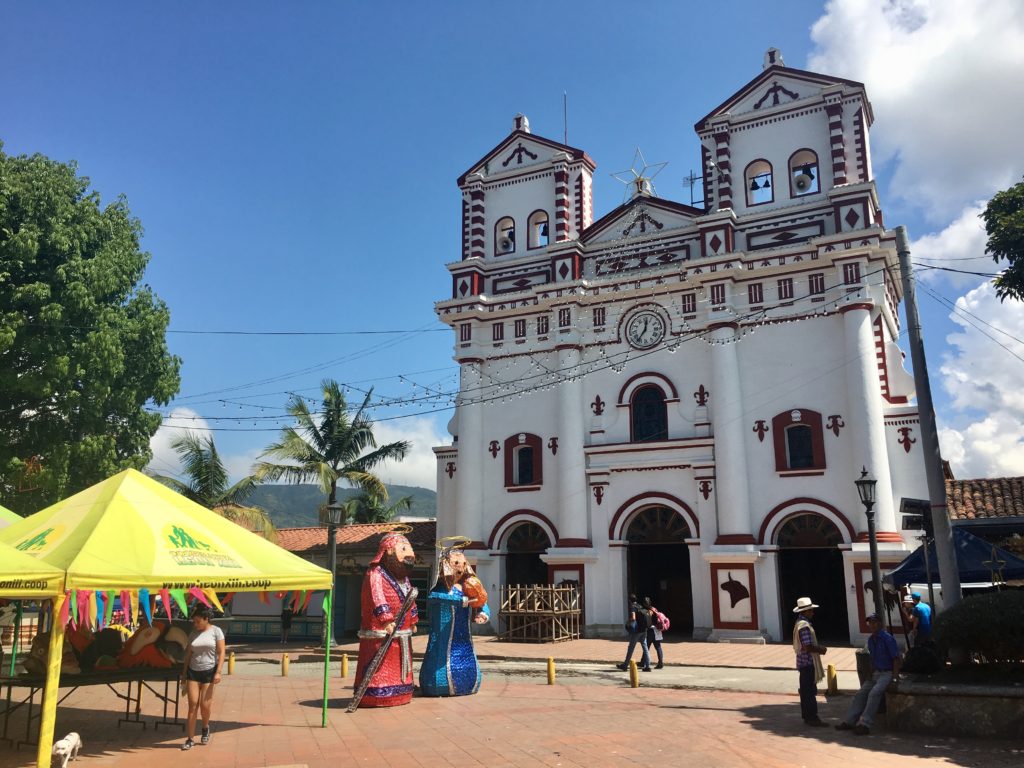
[886,679,1024,739]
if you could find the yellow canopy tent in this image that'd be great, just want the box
[0,468,333,767]
[0,540,65,599]
[0,503,21,529]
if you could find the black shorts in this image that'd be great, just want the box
[186,667,217,684]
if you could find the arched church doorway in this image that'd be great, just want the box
[505,521,551,585]
[626,506,693,635]
[777,513,848,640]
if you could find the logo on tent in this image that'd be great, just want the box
[163,524,242,569]
[15,525,65,554]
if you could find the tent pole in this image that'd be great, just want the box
[36,593,66,768]
[321,590,332,728]
[7,601,21,676]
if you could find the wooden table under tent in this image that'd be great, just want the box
[0,469,333,768]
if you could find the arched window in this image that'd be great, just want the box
[631,385,668,442]
[504,433,542,488]
[494,217,516,255]
[745,159,773,206]
[789,149,820,197]
[771,409,825,473]
[527,210,549,249]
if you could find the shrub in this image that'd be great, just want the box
[933,591,1024,663]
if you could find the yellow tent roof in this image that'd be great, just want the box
[0,469,332,593]
[0,539,64,598]
[0,503,21,528]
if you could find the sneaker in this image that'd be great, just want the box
[181,739,194,751]
[641,667,652,672]
[835,722,854,731]
[616,663,629,671]
[853,724,870,736]
[201,728,211,745]
[655,663,664,669]
[805,719,828,728]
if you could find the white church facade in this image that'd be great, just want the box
[433,51,926,644]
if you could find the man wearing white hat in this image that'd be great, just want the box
[792,596,828,727]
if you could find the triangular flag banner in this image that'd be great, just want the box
[291,590,303,612]
[139,588,152,624]
[170,589,189,616]
[274,590,287,600]
[69,590,79,625]
[120,591,131,625]
[95,591,105,629]
[58,591,70,627]
[258,591,269,605]
[202,590,224,612]
[220,592,235,605]
[300,591,314,612]
[104,591,115,628]
[159,589,173,622]
[188,587,210,607]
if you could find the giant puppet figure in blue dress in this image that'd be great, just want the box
[419,542,490,696]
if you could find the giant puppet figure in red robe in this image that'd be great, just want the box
[353,532,419,707]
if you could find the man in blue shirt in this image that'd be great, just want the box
[836,613,902,735]
[910,592,932,646]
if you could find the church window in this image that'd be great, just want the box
[459,323,472,342]
[710,284,726,307]
[527,210,550,249]
[843,262,861,285]
[504,433,543,488]
[681,293,696,315]
[809,272,825,296]
[593,307,606,327]
[495,217,516,255]
[558,308,572,328]
[630,385,668,442]
[778,277,794,302]
[744,159,774,206]
[771,409,826,473]
[789,149,820,196]
[492,322,504,342]
[514,319,526,338]
[748,283,763,306]
[537,315,549,335]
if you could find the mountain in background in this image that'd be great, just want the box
[246,484,436,528]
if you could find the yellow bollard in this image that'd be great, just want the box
[341,653,349,678]
[628,659,639,688]
[826,664,837,695]
[227,651,235,675]
[546,657,556,685]
[282,653,289,677]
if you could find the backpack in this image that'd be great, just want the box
[653,610,670,632]
[635,605,652,631]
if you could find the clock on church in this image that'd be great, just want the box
[625,310,666,349]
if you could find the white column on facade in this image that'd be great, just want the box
[842,305,898,533]
[455,360,485,544]
[556,344,588,544]
[709,324,752,540]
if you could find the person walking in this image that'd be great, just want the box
[792,597,827,727]
[909,592,932,646]
[616,593,651,672]
[836,613,902,735]
[280,604,293,643]
[180,606,226,750]
[643,596,666,669]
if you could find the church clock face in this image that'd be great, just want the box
[625,310,666,349]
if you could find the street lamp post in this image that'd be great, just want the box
[322,501,344,649]
[855,467,886,622]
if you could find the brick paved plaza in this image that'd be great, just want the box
[2,640,1020,767]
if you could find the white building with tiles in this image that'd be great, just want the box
[433,50,926,643]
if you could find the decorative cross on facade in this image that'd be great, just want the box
[445,462,456,479]
[753,420,769,442]
[698,479,713,501]
[897,427,916,453]
[547,437,559,455]
[592,486,604,506]
[827,415,845,437]
[488,440,500,459]
[591,395,605,415]
[694,385,710,406]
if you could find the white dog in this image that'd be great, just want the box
[51,732,82,767]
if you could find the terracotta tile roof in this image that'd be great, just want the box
[276,520,437,554]
[946,477,1024,521]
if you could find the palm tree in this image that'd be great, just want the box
[253,380,410,519]
[347,492,414,525]
[151,432,277,541]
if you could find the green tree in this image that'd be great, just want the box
[0,145,181,512]
[347,491,414,525]
[253,380,410,522]
[981,177,1024,301]
[150,432,276,541]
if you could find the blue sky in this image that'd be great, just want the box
[3,1,1023,488]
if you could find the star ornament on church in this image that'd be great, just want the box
[611,148,668,203]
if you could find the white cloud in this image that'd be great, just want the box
[937,281,1024,477]
[148,409,260,484]
[371,415,447,491]
[912,202,992,287]
[808,0,1024,221]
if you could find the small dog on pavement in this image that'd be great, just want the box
[51,732,82,767]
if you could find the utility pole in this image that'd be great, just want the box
[895,226,962,610]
